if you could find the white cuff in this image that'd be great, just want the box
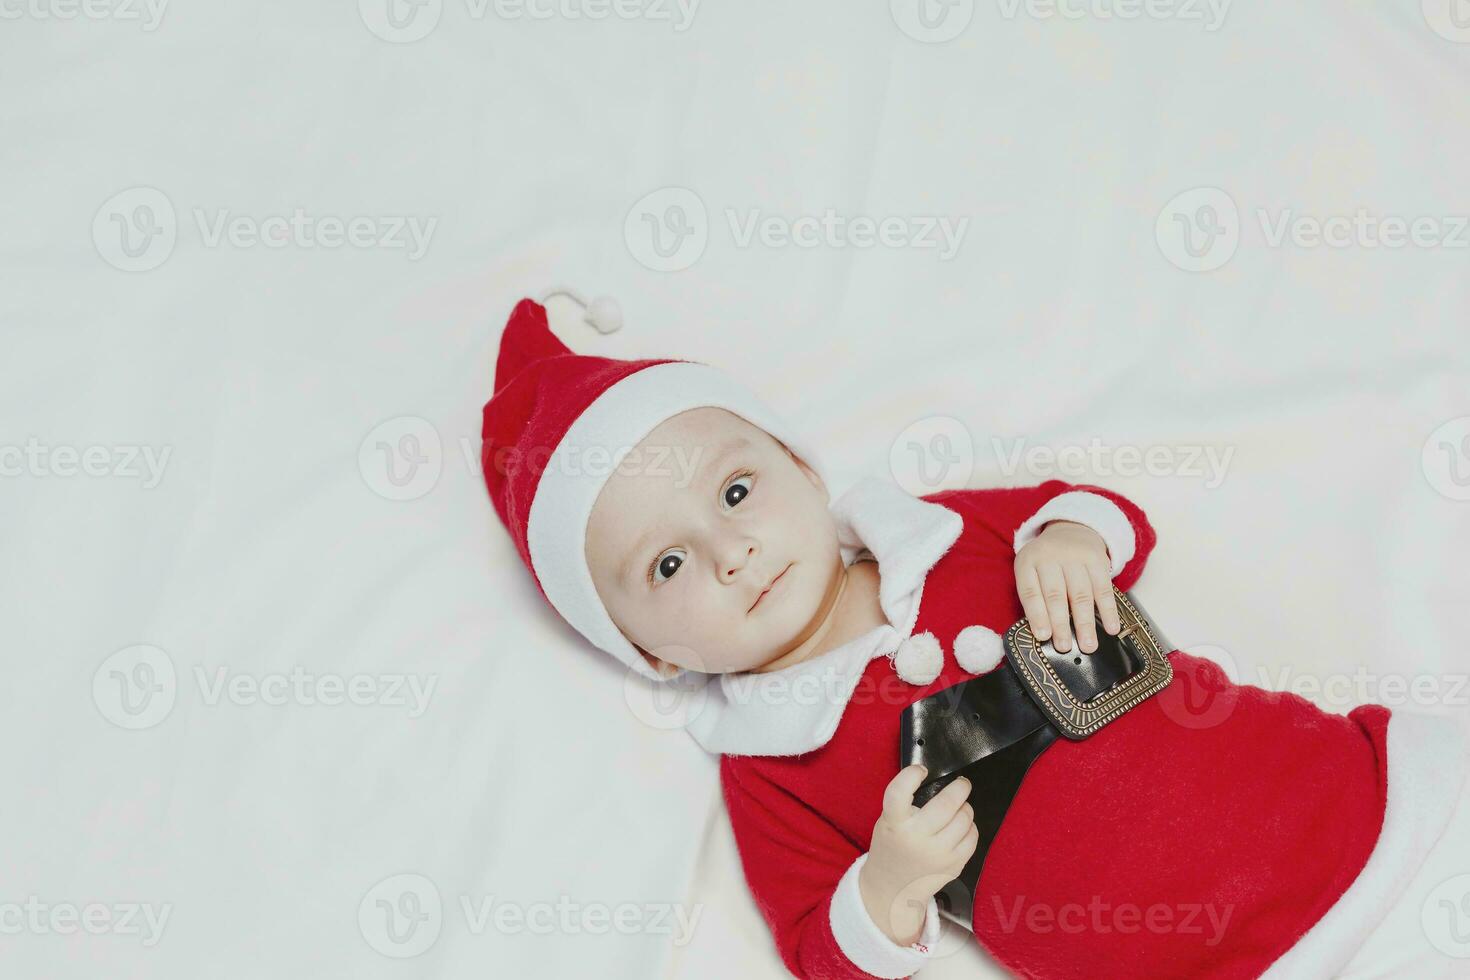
[1013,491,1135,578]
[829,852,942,978]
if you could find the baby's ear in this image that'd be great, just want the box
[788,446,828,502]
[634,642,675,679]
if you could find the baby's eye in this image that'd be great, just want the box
[724,472,754,509]
[649,548,686,585]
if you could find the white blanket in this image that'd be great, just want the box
[3,1,1468,977]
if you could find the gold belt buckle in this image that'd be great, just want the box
[1002,587,1173,741]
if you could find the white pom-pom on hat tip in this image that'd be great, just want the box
[893,632,944,686]
[539,286,623,335]
[585,295,623,334]
[953,624,1005,674]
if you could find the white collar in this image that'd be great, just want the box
[683,476,964,757]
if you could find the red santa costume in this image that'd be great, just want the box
[481,297,1470,979]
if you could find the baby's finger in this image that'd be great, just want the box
[912,776,972,834]
[1015,563,1051,642]
[883,764,928,820]
[1089,561,1121,635]
[954,822,980,858]
[1064,565,1097,653]
[1037,562,1073,652]
[936,803,975,850]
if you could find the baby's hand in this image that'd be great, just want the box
[1013,520,1120,654]
[858,765,978,946]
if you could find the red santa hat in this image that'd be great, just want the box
[481,294,830,683]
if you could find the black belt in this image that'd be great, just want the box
[898,588,1174,929]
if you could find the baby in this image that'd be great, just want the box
[482,296,1470,979]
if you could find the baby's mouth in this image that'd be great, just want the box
[749,563,792,613]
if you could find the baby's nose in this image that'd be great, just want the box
[724,544,756,577]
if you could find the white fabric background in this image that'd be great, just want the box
[2,2,1469,978]
[1339,716,1470,979]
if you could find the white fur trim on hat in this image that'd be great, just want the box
[525,361,828,683]
[893,631,943,686]
[953,624,1005,674]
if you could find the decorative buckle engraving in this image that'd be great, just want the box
[1002,587,1173,741]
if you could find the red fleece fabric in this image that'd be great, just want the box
[480,298,683,599]
[721,480,1386,979]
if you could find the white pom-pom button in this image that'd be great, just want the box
[953,624,1004,674]
[893,632,944,686]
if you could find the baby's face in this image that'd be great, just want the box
[585,407,843,676]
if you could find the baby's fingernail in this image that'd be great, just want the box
[1035,627,1051,640]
